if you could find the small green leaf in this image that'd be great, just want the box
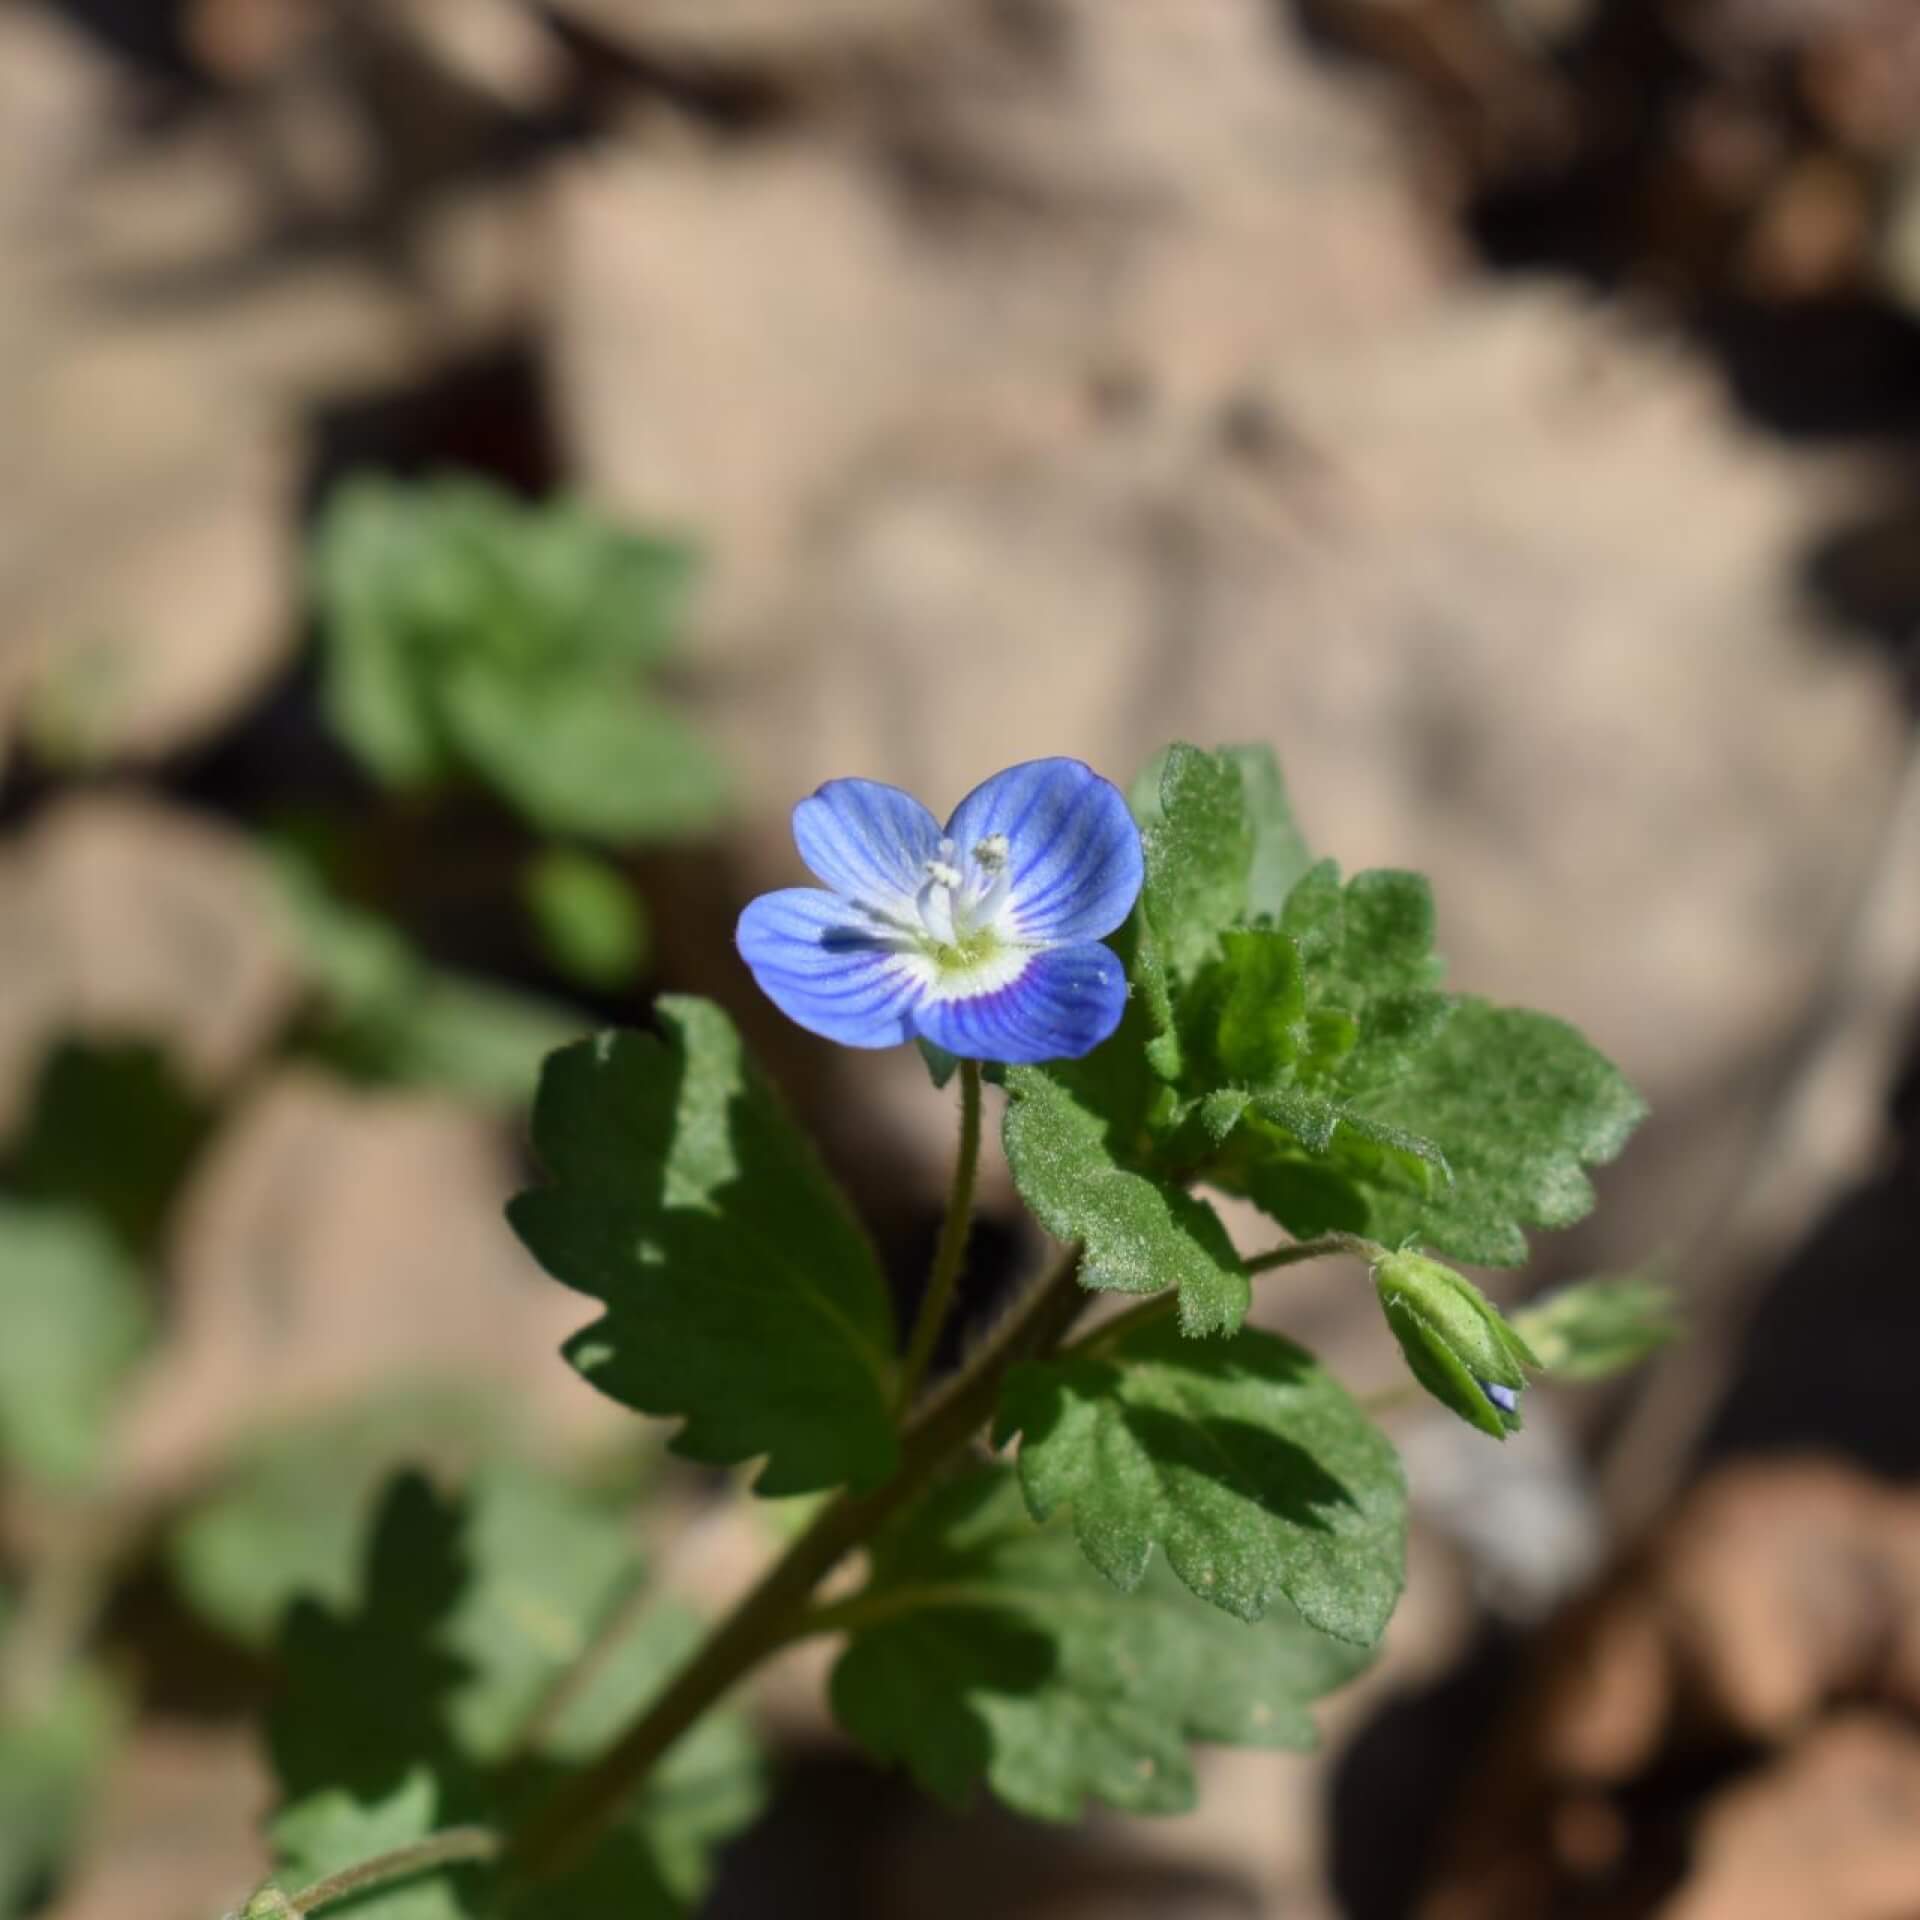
[1001,1065,1249,1337]
[1138,744,1253,983]
[0,1202,149,1489]
[998,1321,1404,1640]
[1222,744,1316,918]
[1344,999,1646,1266]
[1512,1272,1681,1381]
[1187,862,1642,1268]
[510,1000,900,1494]
[830,1470,1371,1821]
[523,848,650,991]
[916,1038,961,1091]
[0,1649,123,1916]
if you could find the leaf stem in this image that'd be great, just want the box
[1246,1231,1383,1274]
[506,1238,1089,1884]
[275,1828,502,1915]
[895,1059,983,1413]
[1059,1232,1380,1360]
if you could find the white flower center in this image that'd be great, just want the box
[915,834,1017,958]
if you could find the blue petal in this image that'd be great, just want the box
[1479,1380,1519,1416]
[792,778,942,918]
[944,758,1142,944]
[736,889,927,1048]
[912,942,1127,1064]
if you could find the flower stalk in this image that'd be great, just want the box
[895,1058,984,1412]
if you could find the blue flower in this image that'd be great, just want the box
[736,758,1143,1064]
[1478,1379,1519,1417]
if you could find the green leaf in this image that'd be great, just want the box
[270,1472,470,1810]
[0,1647,123,1916]
[439,1465,648,1763]
[1340,999,1646,1265]
[276,857,585,1110]
[272,1772,468,1920]
[0,1202,149,1489]
[1188,862,1642,1267]
[531,1603,766,1914]
[1138,745,1253,983]
[1512,1272,1681,1381]
[167,1394,504,1648]
[267,1467,763,1919]
[1001,1065,1249,1338]
[829,1470,1371,1821]
[523,848,650,991]
[312,474,723,843]
[998,1321,1404,1640]
[916,1038,961,1091]
[441,667,727,843]
[509,1000,899,1494]
[1223,744,1316,918]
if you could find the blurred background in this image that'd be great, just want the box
[3,0,1919,1915]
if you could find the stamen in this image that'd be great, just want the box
[918,855,960,947]
[972,833,1010,872]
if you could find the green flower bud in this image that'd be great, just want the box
[1373,1249,1539,1438]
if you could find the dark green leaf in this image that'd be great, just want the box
[510,1000,899,1494]
[998,1321,1404,1640]
[6,1040,209,1256]
[167,1394,504,1648]
[1001,1065,1249,1338]
[830,1471,1371,1821]
[0,1202,149,1489]
[267,1466,763,1919]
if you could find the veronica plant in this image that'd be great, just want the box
[230,742,1666,1920]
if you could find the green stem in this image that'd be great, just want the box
[1059,1232,1379,1359]
[507,1239,1090,1884]
[895,1060,983,1413]
[272,1829,502,1916]
[1246,1231,1382,1274]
